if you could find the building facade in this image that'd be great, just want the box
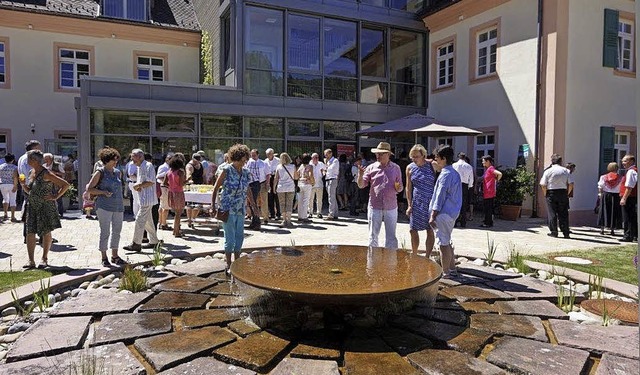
[0,0,201,157]
[423,0,637,223]
[78,0,431,188]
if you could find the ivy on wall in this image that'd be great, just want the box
[201,31,213,85]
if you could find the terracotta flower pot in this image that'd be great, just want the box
[501,204,521,221]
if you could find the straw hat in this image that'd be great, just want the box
[371,142,394,155]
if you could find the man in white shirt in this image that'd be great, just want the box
[264,148,281,220]
[452,152,474,228]
[324,149,340,220]
[246,149,270,228]
[124,149,159,252]
[308,153,326,218]
[540,154,571,238]
[156,152,173,230]
[619,154,637,242]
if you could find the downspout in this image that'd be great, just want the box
[531,0,544,218]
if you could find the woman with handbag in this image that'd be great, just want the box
[212,144,254,274]
[296,153,314,224]
[86,147,127,267]
[21,150,70,269]
[273,152,298,228]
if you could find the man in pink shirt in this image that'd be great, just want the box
[480,155,502,227]
[357,142,403,249]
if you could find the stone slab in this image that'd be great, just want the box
[377,327,432,356]
[270,358,340,375]
[439,285,513,303]
[391,315,466,343]
[290,332,341,360]
[152,275,217,293]
[181,309,244,329]
[227,319,261,337]
[209,295,246,308]
[134,326,236,371]
[50,290,153,316]
[438,273,487,287]
[208,270,231,282]
[459,301,499,313]
[447,328,494,356]
[595,353,640,375]
[457,263,522,280]
[202,282,241,295]
[6,316,92,362]
[146,271,177,287]
[138,292,210,313]
[165,259,227,276]
[213,331,291,372]
[470,313,548,342]
[1,342,144,374]
[494,300,568,319]
[344,335,420,375]
[486,277,565,301]
[408,348,507,375]
[549,319,639,359]
[487,336,590,375]
[430,308,468,326]
[157,356,256,375]
[92,312,172,345]
[432,301,464,310]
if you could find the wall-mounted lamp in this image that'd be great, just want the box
[111,34,116,38]
[182,42,188,47]
[27,24,33,29]
[30,123,35,134]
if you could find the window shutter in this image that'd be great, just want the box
[599,126,615,175]
[603,9,619,68]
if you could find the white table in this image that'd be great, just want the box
[184,191,213,205]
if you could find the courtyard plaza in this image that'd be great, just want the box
[0,210,638,374]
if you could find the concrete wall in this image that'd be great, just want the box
[0,23,200,155]
[563,0,637,215]
[425,0,538,170]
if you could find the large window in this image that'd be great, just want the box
[618,19,634,72]
[475,27,497,78]
[57,46,91,90]
[91,110,150,134]
[0,39,6,87]
[135,53,166,81]
[245,7,284,96]
[389,29,424,106]
[288,14,321,99]
[323,18,357,101]
[102,0,147,21]
[154,115,196,133]
[361,26,387,104]
[614,131,631,163]
[475,133,495,176]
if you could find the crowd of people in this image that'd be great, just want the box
[2,137,638,275]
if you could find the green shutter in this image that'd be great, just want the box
[603,9,619,68]
[599,126,615,175]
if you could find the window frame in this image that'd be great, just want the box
[614,11,636,78]
[471,128,498,177]
[54,42,94,92]
[468,18,500,85]
[101,0,148,21]
[134,51,168,81]
[0,37,9,89]
[0,129,11,157]
[430,34,455,92]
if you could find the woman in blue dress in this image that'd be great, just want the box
[405,144,436,256]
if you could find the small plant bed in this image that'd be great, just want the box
[525,245,637,285]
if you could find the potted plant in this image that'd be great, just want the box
[496,166,536,220]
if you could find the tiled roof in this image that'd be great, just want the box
[0,0,200,31]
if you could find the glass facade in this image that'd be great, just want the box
[90,110,358,164]
[243,5,426,107]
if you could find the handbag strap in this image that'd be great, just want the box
[282,164,295,181]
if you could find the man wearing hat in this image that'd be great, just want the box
[357,142,403,249]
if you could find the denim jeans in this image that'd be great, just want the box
[222,213,245,256]
[96,208,124,251]
[367,206,398,249]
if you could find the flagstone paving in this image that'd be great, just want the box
[1,258,638,374]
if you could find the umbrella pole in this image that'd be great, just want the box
[414,132,418,144]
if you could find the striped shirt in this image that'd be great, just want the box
[136,160,158,207]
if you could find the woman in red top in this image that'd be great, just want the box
[597,162,622,235]
[481,155,502,228]
[165,154,187,237]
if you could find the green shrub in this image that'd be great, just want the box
[118,266,148,293]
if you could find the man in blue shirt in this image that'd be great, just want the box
[429,145,462,277]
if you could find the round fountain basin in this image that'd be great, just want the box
[231,245,442,305]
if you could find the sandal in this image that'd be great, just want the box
[37,258,48,269]
[22,261,36,269]
[111,256,128,266]
[173,232,183,238]
[102,258,111,267]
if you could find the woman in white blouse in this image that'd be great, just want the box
[273,153,299,228]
